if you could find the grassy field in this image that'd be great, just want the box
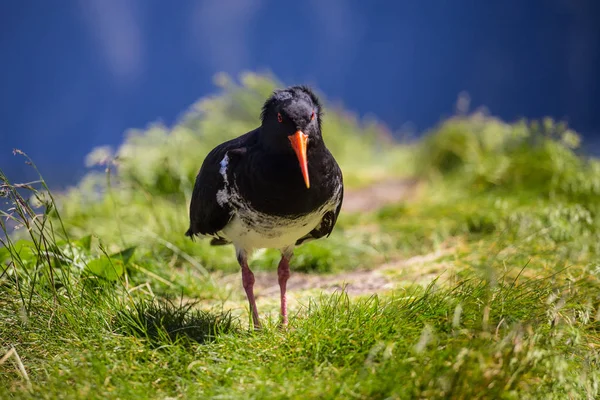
[1,73,599,399]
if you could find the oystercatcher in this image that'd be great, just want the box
[186,86,344,328]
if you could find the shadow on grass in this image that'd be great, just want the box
[115,296,239,346]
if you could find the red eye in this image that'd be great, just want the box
[277,113,283,123]
[310,112,315,121]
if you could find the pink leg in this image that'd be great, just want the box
[238,251,261,329]
[278,252,292,326]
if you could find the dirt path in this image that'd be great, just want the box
[341,177,421,212]
[250,248,456,298]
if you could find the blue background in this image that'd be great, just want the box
[1,0,599,188]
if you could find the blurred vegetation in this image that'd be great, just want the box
[418,112,600,204]
[2,72,600,399]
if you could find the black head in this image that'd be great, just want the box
[259,86,324,188]
[261,85,323,134]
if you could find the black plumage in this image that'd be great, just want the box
[186,85,343,328]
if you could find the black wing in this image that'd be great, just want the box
[185,129,258,241]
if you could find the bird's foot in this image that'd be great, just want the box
[252,316,262,331]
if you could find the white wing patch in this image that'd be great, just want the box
[216,153,230,207]
[219,153,229,184]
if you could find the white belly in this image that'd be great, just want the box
[221,211,324,251]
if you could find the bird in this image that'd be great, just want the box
[185,85,344,329]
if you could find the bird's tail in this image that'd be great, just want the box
[185,228,195,240]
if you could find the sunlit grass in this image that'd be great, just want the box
[2,275,598,399]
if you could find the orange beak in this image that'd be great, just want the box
[288,130,310,189]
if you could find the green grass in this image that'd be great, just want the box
[2,73,600,399]
[1,275,598,399]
